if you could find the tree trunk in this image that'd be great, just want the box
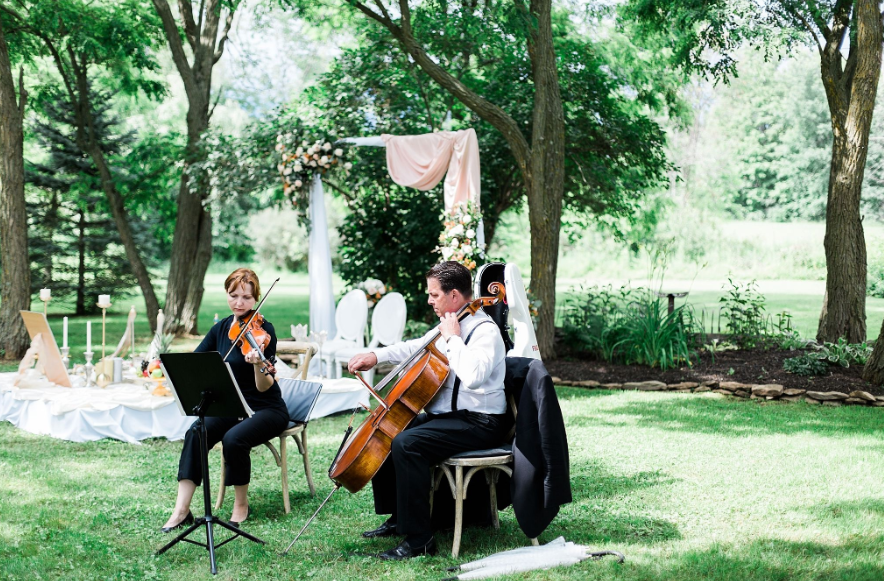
[816,0,881,344]
[76,209,86,316]
[524,0,565,357]
[0,22,31,359]
[68,58,160,331]
[153,0,237,335]
[817,131,868,343]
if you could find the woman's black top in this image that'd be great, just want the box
[194,314,288,415]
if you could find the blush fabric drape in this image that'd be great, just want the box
[382,129,481,212]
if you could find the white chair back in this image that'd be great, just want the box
[504,264,541,360]
[333,289,368,345]
[370,292,407,348]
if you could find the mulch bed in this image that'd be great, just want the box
[546,341,883,397]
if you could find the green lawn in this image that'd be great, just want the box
[2,390,883,580]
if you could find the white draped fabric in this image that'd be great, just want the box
[340,129,486,248]
[308,174,337,338]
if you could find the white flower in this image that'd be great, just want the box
[320,155,329,164]
[466,229,475,238]
[323,142,332,151]
[344,162,353,170]
[301,140,308,147]
[462,245,472,254]
[441,247,454,259]
[313,153,319,160]
[275,143,284,152]
[462,214,472,224]
[293,162,303,172]
[449,224,464,237]
[294,179,303,188]
[277,163,285,172]
[450,238,459,248]
[283,167,292,175]
[276,135,283,142]
[295,147,304,156]
[309,161,317,167]
[334,148,343,157]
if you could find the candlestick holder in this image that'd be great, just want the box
[84,351,95,388]
[41,297,50,317]
[60,346,70,369]
[96,301,112,387]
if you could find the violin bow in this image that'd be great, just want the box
[223,277,281,361]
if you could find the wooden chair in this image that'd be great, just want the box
[431,394,538,557]
[216,343,321,514]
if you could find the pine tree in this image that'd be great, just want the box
[26,89,155,315]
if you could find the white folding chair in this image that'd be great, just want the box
[334,292,407,383]
[319,289,368,378]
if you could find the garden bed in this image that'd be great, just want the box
[547,342,882,396]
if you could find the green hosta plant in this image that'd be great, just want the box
[783,353,830,377]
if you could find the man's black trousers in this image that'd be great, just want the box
[370,409,509,537]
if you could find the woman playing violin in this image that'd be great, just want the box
[161,268,289,532]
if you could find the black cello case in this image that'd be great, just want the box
[473,262,515,353]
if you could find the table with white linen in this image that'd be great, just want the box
[0,372,367,443]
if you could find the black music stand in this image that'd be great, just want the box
[155,352,264,575]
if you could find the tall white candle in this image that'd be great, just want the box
[40,288,51,301]
[86,321,92,352]
[63,317,68,348]
[98,294,111,307]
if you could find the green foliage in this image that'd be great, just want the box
[563,285,702,370]
[337,188,443,322]
[817,338,872,368]
[403,320,432,341]
[719,278,767,348]
[782,353,830,377]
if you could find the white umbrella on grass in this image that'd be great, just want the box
[442,537,625,580]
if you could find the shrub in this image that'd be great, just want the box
[719,278,767,348]
[816,338,872,367]
[563,285,702,371]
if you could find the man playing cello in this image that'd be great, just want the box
[347,261,510,559]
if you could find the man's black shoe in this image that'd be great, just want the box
[362,520,400,538]
[376,537,437,560]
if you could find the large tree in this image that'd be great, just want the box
[5,0,166,330]
[625,0,883,345]
[151,0,241,335]
[284,1,672,356]
[0,14,30,359]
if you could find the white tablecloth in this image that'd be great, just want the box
[0,372,368,443]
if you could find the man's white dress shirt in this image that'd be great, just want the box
[372,310,506,415]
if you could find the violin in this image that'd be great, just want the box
[228,310,277,376]
[223,277,280,377]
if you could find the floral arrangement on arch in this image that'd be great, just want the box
[435,200,484,270]
[355,278,390,307]
[275,135,351,217]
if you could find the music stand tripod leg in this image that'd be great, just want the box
[156,407,264,575]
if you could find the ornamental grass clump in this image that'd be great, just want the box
[563,286,702,371]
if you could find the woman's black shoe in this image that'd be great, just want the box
[229,506,252,528]
[161,511,194,533]
[362,519,399,538]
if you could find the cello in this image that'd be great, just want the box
[283,282,505,553]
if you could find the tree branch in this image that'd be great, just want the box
[353,0,532,174]
[16,64,25,116]
[213,8,233,63]
[177,0,198,50]
[152,0,197,94]
[783,5,823,54]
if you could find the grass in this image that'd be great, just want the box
[3,389,884,580]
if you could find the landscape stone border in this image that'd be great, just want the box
[550,378,884,407]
